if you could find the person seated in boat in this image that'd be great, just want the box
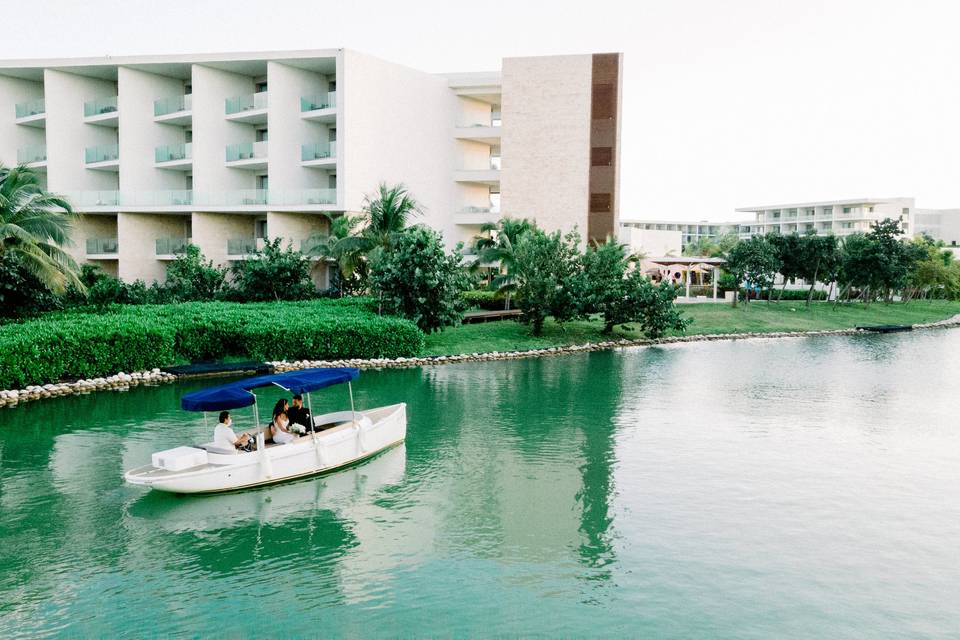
[287,394,313,433]
[271,411,297,444]
[213,411,255,452]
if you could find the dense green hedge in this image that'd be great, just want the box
[739,288,829,301]
[0,299,423,389]
[462,289,503,311]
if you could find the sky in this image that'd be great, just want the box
[2,0,959,222]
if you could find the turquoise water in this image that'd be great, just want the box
[2,332,960,638]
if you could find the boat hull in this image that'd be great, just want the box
[124,403,406,494]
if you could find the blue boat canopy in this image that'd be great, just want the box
[180,367,360,412]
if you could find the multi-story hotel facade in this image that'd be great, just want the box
[621,197,960,256]
[0,49,622,285]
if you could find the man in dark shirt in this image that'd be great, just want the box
[287,394,313,433]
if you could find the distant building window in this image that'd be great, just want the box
[590,193,612,212]
[591,84,615,119]
[591,147,613,166]
[843,207,852,213]
[903,207,910,215]
[868,206,874,213]
[822,207,833,214]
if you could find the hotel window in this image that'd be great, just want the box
[255,81,268,93]
[591,147,613,166]
[822,207,833,215]
[843,207,852,213]
[902,207,910,215]
[490,146,501,170]
[256,175,268,191]
[867,206,874,212]
[255,219,268,239]
[590,193,612,213]
[328,80,336,93]
[492,106,502,126]
[255,128,268,142]
[328,174,337,189]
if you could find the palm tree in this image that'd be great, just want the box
[0,164,82,294]
[473,217,536,309]
[306,214,368,296]
[338,183,423,266]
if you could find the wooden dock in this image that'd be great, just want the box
[462,309,523,324]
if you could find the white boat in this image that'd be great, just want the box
[124,368,406,494]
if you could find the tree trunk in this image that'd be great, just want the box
[778,278,789,302]
[806,263,820,308]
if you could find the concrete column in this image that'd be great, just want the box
[713,267,719,299]
[685,268,691,298]
[191,64,256,194]
[192,212,257,270]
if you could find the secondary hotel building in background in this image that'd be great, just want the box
[0,49,622,285]
[620,197,960,257]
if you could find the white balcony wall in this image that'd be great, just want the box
[500,55,593,240]
[44,69,118,191]
[191,65,256,193]
[457,96,494,126]
[340,50,461,244]
[117,212,190,282]
[0,76,44,167]
[118,67,186,192]
[191,212,256,269]
[266,61,333,192]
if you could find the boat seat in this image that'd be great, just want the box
[198,442,238,455]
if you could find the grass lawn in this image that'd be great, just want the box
[423,300,960,356]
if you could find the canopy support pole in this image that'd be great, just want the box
[307,392,315,433]
[348,382,356,423]
[253,396,261,432]
[203,412,208,430]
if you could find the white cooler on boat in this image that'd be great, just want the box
[152,446,208,471]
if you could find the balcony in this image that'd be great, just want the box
[227,237,266,258]
[58,188,337,211]
[453,168,501,185]
[454,206,502,225]
[86,237,118,259]
[454,122,502,145]
[155,143,192,170]
[14,99,45,127]
[17,145,47,171]
[154,94,193,125]
[300,92,337,123]
[83,97,119,127]
[85,144,120,171]
[301,141,336,168]
[156,237,191,259]
[225,91,268,124]
[225,141,268,170]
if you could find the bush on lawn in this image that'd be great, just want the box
[462,289,504,311]
[0,299,424,388]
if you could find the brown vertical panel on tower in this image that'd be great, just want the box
[587,53,622,245]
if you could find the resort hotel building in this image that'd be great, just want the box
[0,49,623,285]
[621,197,960,257]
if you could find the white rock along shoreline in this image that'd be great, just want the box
[3,315,959,409]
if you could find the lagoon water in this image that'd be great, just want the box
[2,331,960,638]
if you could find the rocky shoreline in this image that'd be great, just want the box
[3,315,959,409]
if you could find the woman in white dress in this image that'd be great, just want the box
[272,412,296,444]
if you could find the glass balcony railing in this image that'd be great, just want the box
[154,94,192,117]
[15,99,45,119]
[300,237,328,254]
[58,189,337,209]
[225,91,268,115]
[83,97,118,118]
[86,237,118,255]
[225,141,268,162]
[155,237,191,255]
[458,206,500,214]
[17,145,46,164]
[155,143,192,163]
[300,91,337,112]
[85,144,119,164]
[301,141,336,161]
[227,238,260,255]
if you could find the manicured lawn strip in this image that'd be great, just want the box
[423,301,960,356]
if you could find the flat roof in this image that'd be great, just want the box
[735,197,911,212]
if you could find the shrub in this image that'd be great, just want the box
[0,253,62,318]
[0,299,424,388]
[370,226,472,333]
[230,238,315,302]
[462,289,504,311]
[738,288,828,301]
[512,228,581,335]
[165,245,228,301]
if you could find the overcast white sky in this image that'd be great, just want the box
[3,0,959,222]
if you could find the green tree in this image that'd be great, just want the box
[306,214,369,296]
[230,238,315,302]
[473,217,537,309]
[797,233,840,307]
[0,253,62,317]
[165,244,228,301]
[768,233,804,301]
[723,235,781,306]
[0,164,82,294]
[512,228,581,335]
[577,239,689,337]
[338,183,423,267]
[369,226,471,333]
[682,236,720,257]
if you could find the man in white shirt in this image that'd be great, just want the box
[214,411,254,451]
